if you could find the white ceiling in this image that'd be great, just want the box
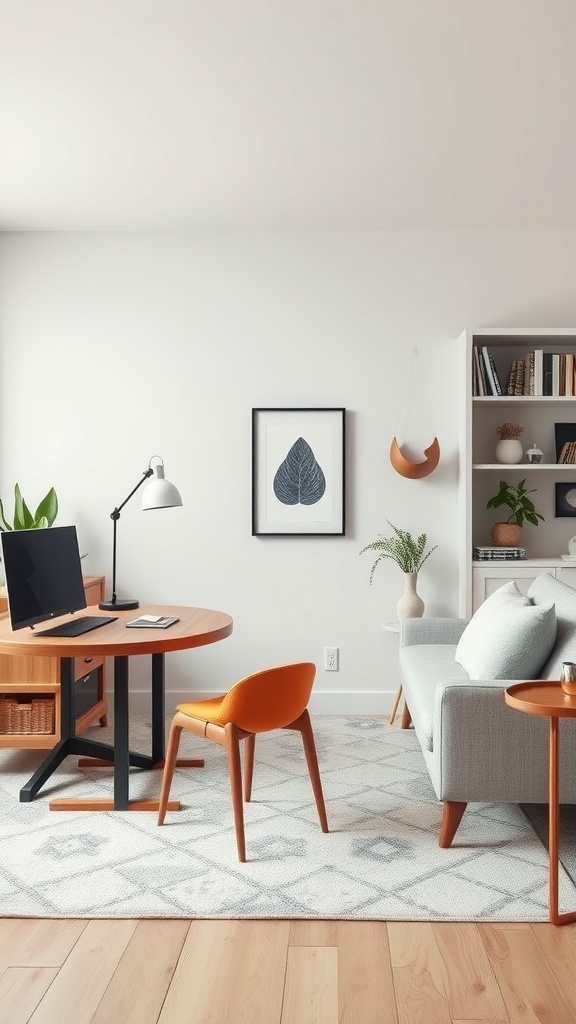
[2,0,576,230]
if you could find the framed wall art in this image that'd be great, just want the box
[555,482,576,517]
[251,407,346,536]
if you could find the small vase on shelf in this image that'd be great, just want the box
[396,572,425,621]
[495,438,524,464]
[494,422,524,464]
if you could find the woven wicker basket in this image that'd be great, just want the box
[0,696,55,735]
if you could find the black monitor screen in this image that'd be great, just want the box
[0,525,87,630]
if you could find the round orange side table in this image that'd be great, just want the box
[505,681,576,925]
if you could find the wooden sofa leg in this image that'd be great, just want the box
[400,702,412,729]
[439,801,467,847]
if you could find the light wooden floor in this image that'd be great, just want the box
[1,918,576,1023]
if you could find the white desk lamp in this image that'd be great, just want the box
[99,455,182,611]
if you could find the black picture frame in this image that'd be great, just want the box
[554,422,576,463]
[251,407,346,536]
[555,482,576,517]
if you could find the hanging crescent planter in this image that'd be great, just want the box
[389,436,441,479]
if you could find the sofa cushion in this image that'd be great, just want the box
[528,572,576,679]
[454,580,557,680]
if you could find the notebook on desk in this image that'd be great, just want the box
[126,615,180,629]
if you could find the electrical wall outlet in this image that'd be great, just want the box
[324,647,339,671]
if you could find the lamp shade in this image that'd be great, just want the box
[142,463,183,511]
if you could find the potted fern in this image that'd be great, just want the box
[360,521,437,619]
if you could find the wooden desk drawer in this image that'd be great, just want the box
[74,655,104,682]
[74,669,100,718]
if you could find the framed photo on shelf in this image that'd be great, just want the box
[251,407,346,536]
[555,482,576,517]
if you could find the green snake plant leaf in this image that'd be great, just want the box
[33,487,58,527]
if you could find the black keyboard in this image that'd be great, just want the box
[34,615,118,638]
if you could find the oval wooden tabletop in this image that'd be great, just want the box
[0,604,233,658]
[505,681,576,718]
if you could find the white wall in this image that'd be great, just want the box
[2,230,576,714]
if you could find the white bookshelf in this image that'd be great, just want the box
[458,328,576,616]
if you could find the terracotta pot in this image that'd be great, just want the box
[491,522,522,547]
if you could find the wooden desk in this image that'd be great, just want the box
[505,681,576,926]
[0,604,233,811]
[0,577,108,747]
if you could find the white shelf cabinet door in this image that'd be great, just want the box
[471,564,556,613]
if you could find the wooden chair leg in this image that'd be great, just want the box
[243,734,255,802]
[225,723,246,862]
[157,720,183,825]
[439,800,467,847]
[293,710,329,833]
[400,701,412,729]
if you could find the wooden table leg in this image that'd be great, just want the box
[389,685,403,725]
[548,716,576,925]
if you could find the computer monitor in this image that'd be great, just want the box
[0,525,87,631]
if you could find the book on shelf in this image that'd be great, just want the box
[473,546,526,560]
[523,351,534,396]
[533,349,543,396]
[561,354,569,397]
[514,360,525,395]
[558,440,576,464]
[469,344,481,391]
[480,346,500,396]
[552,353,560,396]
[488,356,502,395]
[506,360,517,396]
[543,351,553,395]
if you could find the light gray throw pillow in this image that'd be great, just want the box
[455,580,557,679]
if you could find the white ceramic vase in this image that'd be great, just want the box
[495,438,523,464]
[397,572,425,621]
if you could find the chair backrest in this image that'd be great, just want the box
[218,662,316,733]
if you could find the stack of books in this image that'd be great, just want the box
[473,546,526,561]
[557,441,576,464]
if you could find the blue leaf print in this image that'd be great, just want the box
[273,437,326,506]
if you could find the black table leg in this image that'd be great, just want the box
[151,652,165,763]
[19,657,118,802]
[113,654,130,810]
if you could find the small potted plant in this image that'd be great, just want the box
[360,520,437,620]
[486,478,544,547]
[495,422,524,464]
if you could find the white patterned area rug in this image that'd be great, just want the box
[0,716,573,921]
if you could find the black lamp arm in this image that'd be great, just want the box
[110,467,154,521]
[107,467,154,604]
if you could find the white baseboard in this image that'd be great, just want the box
[124,690,398,718]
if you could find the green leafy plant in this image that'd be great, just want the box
[0,484,58,532]
[360,520,437,584]
[486,478,544,527]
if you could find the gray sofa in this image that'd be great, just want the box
[399,571,576,846]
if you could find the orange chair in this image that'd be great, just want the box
[157,662,329,861]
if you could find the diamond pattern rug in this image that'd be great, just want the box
[0,716,574,920]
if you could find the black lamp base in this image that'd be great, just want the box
[99,598,139,611]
